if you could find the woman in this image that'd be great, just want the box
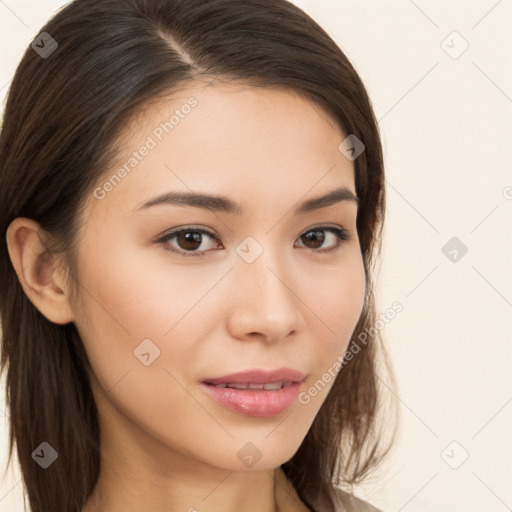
[0,0,397,511]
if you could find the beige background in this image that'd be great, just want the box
[1,1,512,510]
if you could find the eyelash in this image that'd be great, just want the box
[156,225,352,258]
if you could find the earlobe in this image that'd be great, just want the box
[5,217,75,325]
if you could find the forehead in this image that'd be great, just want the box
[86,81,356,218]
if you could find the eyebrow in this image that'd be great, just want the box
[135,186,359,215]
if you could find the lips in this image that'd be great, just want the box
[201,367,307,417]
[202,367,306,386]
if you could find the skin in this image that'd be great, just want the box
[7,81,366,512]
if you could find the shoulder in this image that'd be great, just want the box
[333,488,384,512]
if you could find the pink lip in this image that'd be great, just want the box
[201,382,304,417]
[201,368,306,417]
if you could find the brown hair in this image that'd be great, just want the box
[0,1,397,511]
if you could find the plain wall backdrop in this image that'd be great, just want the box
[1,1,511,511]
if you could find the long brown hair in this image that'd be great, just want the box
[0,1,397,510]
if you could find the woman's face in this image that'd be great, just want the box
[71,81,366,472]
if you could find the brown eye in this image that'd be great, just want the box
[296,227,351,252]
[159,227,221,257]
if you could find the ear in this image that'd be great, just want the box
[6,217,75,325]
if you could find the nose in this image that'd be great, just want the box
[225,245,304,343]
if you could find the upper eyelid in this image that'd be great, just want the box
[158,224,348,240]
[158,226,220,241]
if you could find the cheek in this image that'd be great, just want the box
[72,244,231,460]
[72,234,235,407]
[300,249,366,398]
[70,241,178,386]
[74,235,208,339]
[308,249,366,343]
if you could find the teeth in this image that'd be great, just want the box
[213,381,287,390]
[263,382,284,390]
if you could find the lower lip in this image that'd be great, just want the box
[200,381,303,417]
